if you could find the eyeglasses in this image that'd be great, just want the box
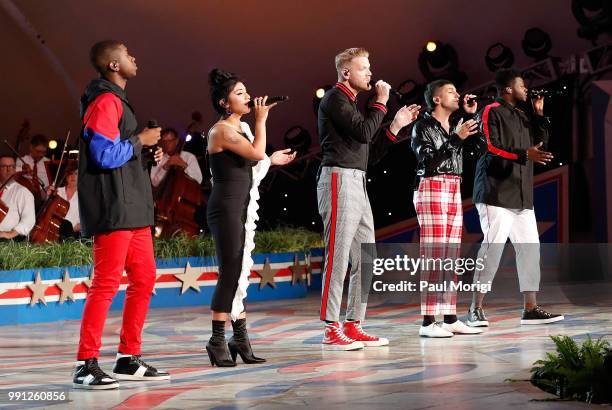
[0,165,16,169]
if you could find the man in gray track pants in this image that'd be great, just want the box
[317,47,419,350]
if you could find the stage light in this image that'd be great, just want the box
[426,41,438,52]
[571,0,612,41]
[283,126,311,156]
[48,140,57,149]
[485,43,515,72]
[418,41,467,86]
[185,134,193,142]
[521,28,552,60]
[315,88,326,99]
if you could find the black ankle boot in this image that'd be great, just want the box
[228,318,266,364]
[205,342,236,367]
[205,320,236,367]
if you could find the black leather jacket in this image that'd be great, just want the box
[411,111,485,189]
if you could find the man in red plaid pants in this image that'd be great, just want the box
[411,79,485,338]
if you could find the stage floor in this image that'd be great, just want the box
[0,286,609,409]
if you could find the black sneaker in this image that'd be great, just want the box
[112,354,170,381]
[520,305,565,325]
[73,358,119,390]
[467,307,489,327]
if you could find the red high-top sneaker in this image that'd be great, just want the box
[321,322,364,351]
[343,320,389,347]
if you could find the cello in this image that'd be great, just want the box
[153,133,204,238]
[30,132,71,244]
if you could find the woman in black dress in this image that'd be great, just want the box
[205,69,295,367]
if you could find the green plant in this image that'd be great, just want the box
[531,335,612,403]
[0,227,324,271]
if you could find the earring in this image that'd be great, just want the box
[225,105,232,116]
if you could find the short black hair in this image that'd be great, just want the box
[30,134,48,147]
[495,68,522,91]
[89,40,122,75]
[424,79,453,110]
[161,128,179,139]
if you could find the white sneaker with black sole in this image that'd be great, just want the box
[466,307,489,327]
[73,358,119,390]
[112,354,170,381]
[520,305,565,325]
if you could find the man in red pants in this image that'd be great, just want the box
[73,40,169,390]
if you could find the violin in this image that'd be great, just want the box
[153,133,204,238]
[30,131,71,244]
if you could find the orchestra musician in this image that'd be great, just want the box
[0,155,35,241]
[150,127,202,188]
[16,134,51,189]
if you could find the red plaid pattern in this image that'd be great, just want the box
[413,176,462,315]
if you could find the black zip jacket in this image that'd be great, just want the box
[317,83,399,173]
[473,98,550,209]
[78,78,154,236]
[411,111,486,188]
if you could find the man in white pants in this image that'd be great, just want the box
[469,68,564,327]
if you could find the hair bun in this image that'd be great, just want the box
[208,68,236,87]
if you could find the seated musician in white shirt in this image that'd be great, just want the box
[15,134,51,189]
[150,128,202,188]
[0,155,35,240]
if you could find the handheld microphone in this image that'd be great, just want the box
[465,95,496,105]
[247,96,289,107]
[145,119,160,164]
[369,81,403,98]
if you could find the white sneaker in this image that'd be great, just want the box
[441,320,484,334]
[419,322,454,338]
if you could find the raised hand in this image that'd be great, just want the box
[270,148,297,166]
[390,104,421,134]
[253,96,278,123]
[455,118,479,139]
[527,142,553,165]
[374,80,391,105]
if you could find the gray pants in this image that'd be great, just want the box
[317,166,375,322]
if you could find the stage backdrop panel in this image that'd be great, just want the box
[0,250,323,326]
